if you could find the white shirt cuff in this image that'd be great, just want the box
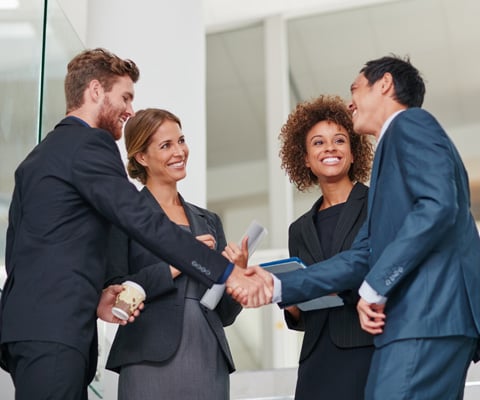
[359,280,387,304]
[272,274,282,303]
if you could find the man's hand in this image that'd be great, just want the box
[226,265,273,307]
[97,285,144,325]
[357,297,386,334]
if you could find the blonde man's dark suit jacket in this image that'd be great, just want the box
[105,189,242,373]
[284,183,373,363]
[0,117,231,381]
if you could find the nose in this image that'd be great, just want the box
[173,144,185,157]
[324,142,336,152]
[348,102,354,112]
[126,102,134,117]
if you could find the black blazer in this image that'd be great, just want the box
[284,183,373,362]
[0,117,231,381]
[104,189,242,373]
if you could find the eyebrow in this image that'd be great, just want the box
[309,132,347,141]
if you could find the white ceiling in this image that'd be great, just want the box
[203,0,400,33]
[205,0,480,174]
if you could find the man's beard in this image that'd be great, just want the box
[97,96,122,140]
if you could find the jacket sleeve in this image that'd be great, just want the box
[104,226,176,301]
[70,130,230,287]
[210,212,242,326]
[278,220,371,307]
[365,109,460,296]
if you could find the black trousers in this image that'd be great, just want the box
[5,341,89,400]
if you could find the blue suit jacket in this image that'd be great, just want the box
[278,108,480,353]
[104,189,241,373]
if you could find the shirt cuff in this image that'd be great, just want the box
[217,262,234,284]
[272,274,282,303]
[359,280,387,304]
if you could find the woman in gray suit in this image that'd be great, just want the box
[279,95,374,399]
[104,108,245,400]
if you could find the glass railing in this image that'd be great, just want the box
[0,0,83,273]
[0,0,98,397]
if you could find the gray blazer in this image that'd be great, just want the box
[105,188,242,373]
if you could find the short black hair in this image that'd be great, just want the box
[360,55,425,108]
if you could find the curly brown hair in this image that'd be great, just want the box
[279,95,373,191]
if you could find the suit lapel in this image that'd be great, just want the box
[141,189,207,237]
[300,197,325,261]
[182,199,208,237]
[368,134,386,217]
[331,183,367,254]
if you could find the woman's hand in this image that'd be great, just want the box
[222,237,249,268]
[196,233,217,250]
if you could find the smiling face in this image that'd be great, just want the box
[97,75,135,140]
[135,119,189,185]
[349,73,385,138]
[304,120,353,185]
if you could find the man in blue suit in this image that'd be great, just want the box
[242,55,480,399]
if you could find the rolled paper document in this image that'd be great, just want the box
[200,220,267,310]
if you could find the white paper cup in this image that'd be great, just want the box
[112,280,146,320]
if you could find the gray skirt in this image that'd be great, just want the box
[118,296,229,400]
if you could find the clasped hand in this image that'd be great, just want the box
[225,265,274,307]
[356,297,386,334]
[221,237,273,307]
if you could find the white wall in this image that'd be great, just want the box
[85,0,207,207]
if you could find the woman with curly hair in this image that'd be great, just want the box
[279,95,375,400]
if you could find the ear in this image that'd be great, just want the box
[87,79,104,104]
[305,154,310,168]
[380,73,394,95]
[134,152,148,167]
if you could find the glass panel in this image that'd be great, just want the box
[0,0,83,290]
[43,0,84,137]
[0,0,45,260]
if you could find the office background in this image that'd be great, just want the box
[1,0,479,398]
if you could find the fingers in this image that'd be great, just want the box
[169,266,182,279]
[222,242,248,267]
[357,298,386,335]
[195,234,216,249]
[242,267,273,308]
[107,284,124,296]
[285,305,301,322]
[240,236,249,254]
[226,266,273,307]
[249,266,273,304]
[97,285,145,325]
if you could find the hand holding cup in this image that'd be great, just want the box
[111,281,146,321]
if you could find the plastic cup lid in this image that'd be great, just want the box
[112,307,129,321]
[122,280,146,298]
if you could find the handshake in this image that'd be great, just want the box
[225,265,275,308]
